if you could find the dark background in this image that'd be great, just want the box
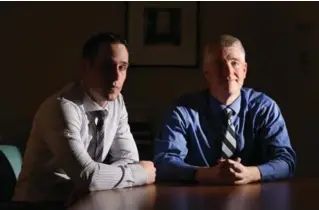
[0,2,318,178]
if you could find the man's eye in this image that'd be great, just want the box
[119,65,127,71]
[231,61,240,67]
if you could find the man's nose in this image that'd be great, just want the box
[110,66,120,81]
[222,62,233,76]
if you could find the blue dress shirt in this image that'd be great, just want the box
[154,88,296,182]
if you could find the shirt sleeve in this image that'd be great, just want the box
[38,97,147,192]
[106,95,148,185]
[154,107,199,182]
[255,100,296,181]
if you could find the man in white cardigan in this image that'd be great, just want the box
[13,32,156,203]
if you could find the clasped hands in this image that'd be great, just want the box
[195,158,261,185]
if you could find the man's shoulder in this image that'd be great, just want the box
[38,82,85,115]
[168,90,208,116]
[241,87,277,111]
[175,89,208,106]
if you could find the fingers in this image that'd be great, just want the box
[217,158,226,165]
[215,158,252,185]
[226,158,239,165]
[219,165,237,181]
[139,160,154,168]
[229,167,236,174]
[233,171,245,180]
[226,159,244,173]
[233,176,250,185]
[218,157,240,163]
[218,159,240,173]
[148,167,156,184]
[139,161,156,184]
[234,179,247,185]
[216,158,249,185]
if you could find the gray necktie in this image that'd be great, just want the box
[221,108,237,158]
[91,110,107,162]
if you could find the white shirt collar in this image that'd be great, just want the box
[83,92,110,113]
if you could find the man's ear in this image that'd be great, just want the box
[203,68,213,84]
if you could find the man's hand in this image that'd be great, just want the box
[220,158,261,185]
[195,159,238,184]
[195,158,261,185]
[139,161,156,184]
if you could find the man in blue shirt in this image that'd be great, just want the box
[154,34,296,185]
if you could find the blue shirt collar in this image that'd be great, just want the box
[209,93,241,115]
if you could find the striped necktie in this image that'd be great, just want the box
[93,110,107,162]
[221,108,237,158]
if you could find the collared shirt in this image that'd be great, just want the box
[154,88,296,182]
[13,82,147,202]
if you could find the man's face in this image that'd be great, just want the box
[203,43,247,98]
[85,43,129,101]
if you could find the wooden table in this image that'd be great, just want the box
[69,179,319,210]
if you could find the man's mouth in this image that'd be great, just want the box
[225,77,237,82]
[107,85,120,93]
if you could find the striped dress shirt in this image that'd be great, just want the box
[13,82,148,202]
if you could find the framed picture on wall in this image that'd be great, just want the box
[125,2,199,68]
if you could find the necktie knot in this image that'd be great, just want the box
[223,108,233,126]
[93,110,107,130]
[94,110,107,120]
[224,108,233,119]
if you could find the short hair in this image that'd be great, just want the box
[218,34,245,51]
[82,32,128,62]
[204,34,245,63]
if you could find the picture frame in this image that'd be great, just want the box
[125,2,200,68]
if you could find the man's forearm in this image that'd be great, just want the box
[108,158,138,166]
[257,159,292,181]
[156,158,199,182]
[88,162,148,191]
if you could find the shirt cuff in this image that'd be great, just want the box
[257,163,275,181]
[127,164,148,186]
[180,166,199,182]
[156,163,199,182]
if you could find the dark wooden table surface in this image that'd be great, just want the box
[69,178,319,210]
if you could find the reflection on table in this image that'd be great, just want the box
[69,179,319,210]
[69,184,156,210]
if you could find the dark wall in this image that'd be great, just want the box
[1,2,318,177]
